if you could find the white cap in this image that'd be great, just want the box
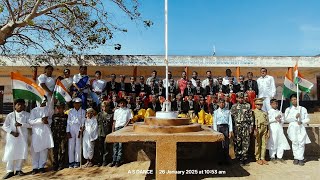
[73,97,82,103]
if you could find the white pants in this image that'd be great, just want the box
[31,147,48,169]
[269,148,284,159]
[83,141,94,160]
[262,97,271,112]
[292,142,305,160]
[68,126,81,163]
[6,160,23,173]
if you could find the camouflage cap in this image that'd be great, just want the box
[236,92,244,98]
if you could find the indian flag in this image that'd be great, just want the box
[282,68,297,99]
[54,79,72,103]
[11,72,45,102]
[294,63,314,93]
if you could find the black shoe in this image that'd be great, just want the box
[298,160,305,166]
[2,172,14,179]
[102,162,108,166]
[73,162,80,168]
[39,168,46,173]
[32,169,39,175]
[293,159,299,165]
[14,171,24,176]
[115,162,121,167]
[107,162,116,167]
[58,166,64,171]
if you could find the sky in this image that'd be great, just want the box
[94,0,320,56]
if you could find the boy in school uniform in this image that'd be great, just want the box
[2,99,30,179]
[213,99,233,165]
[285,94,310,166]
[66,98,86,168]
[108,98,133,167]
[253,98,270,165]
[82,108,98,167]
[51,102,68,171]
[96,101,114,166]
[267,99,290,164]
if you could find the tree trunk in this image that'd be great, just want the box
[0,22,15,45]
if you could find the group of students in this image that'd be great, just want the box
[212,92,310,167]
[2,97,133,179]
[1,65,311,179]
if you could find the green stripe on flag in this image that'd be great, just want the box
[282,85,297,99]
[298,85,311,93]
[54,92,66,103]
[13,89,43,102]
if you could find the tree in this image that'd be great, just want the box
[0,0,153,55]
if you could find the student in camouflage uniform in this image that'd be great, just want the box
[95,101,114,166]
[51,102,68,171]
[231,92,254,166]
[253,98,270,165]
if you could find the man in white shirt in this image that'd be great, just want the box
[61,69,73,91]
[2,99,30,179]
[38,65,55,102]
[146,70,160,86]
[90,70,107,106]
[162,71,176,88]
[29,99,54,174]
[190,71,198,87]
[202,70,218,88]
[285,94,310,166]
[108,98,132,167]
[257,68,276,112]
[67,98,86,168]
[222,69,238,85]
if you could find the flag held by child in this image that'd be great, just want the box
[294,63,314,93]
[11,72,45,102]
[54,79,72,103]
[282,68,297,99]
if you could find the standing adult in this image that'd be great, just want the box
[177,71,188,96]
[223,69,238,85]
[162,71,176,88]
[202,70,218,88]
[190,71,198,87]
[257,68,276,112]
[73,66,90,109]
[61,69,73,91]
[38,65,55,102]
[244,72,259,109]
[146,70,160,86]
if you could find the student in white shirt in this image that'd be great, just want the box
[2,99,30,179]
[66,98,86,168]
[213,99,233,165]
[108,98,132,167]
[82,108,98,167]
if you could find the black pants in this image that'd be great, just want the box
[53,137,68,168]
[217,124,230,162]
[95,136,112,165]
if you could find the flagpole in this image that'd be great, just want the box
[280,95,284,113]
[165,0,169,104]
[11,76,18,133]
